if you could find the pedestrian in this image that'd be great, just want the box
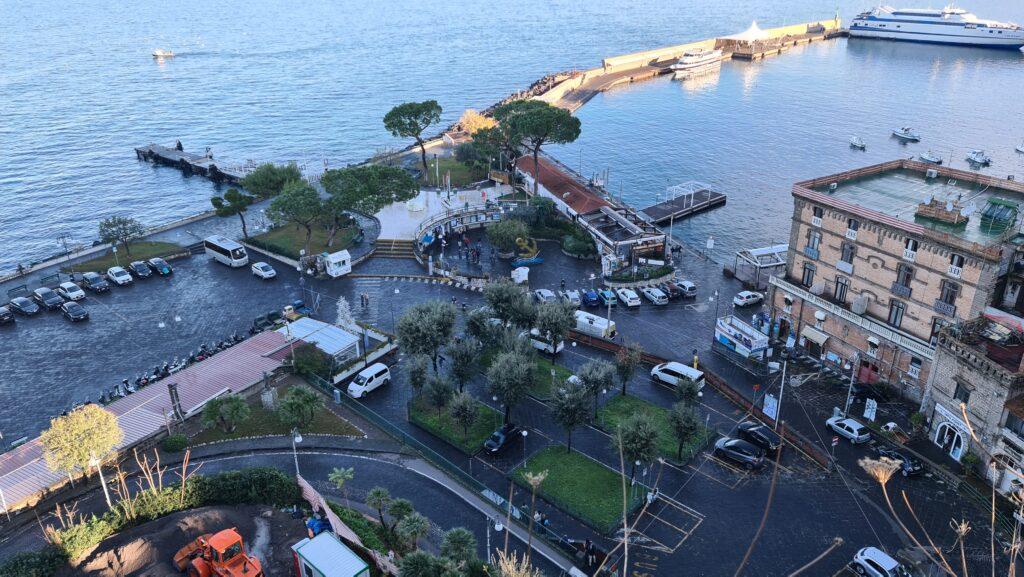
[16,263,25,276]
[584,539,595,566]
[560,278,566,290]
[387,550,395,563]
[364,293,370,307]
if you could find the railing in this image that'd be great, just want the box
[948,264,963,279]
[810,216,822,228]
[890,282,912,299]
[903,248,917,262]
[907,364,921,379]
[802,246,819,260]
[845,229,858,241]
[836,260,854,274]
[934,299,957,318]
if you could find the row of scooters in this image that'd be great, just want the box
[96,333,246,406]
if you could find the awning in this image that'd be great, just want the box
[801,326,830,347]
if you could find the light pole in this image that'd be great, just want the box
[291,428,303,477]
[774,361,788,431]
[843,353,859,416]
[521,430,529,464]
[390,288,400,333]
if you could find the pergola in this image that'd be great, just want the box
[733,244,788,290]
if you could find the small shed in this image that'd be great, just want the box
[322,250,352,278]
[277,317,362,366]
[292,532,369,577]
[732,244,788,290]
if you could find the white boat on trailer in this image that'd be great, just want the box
[849,136,867,150]
[919,150,942,164]
[892,127,921,142]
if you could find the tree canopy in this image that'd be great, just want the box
[267,179,322,256]
[614,342,644,396]
[447,337,480,392]
[98,216,146,255]
[201,394,251,433]
[278,386,324,430]
[668,402,701,460]
[535,301,576,352]
[506,102,581,194]
[615,413,659,480]
[240,162,302,198]
[396,301,457,370]
[483,279,532,326]
[211,188,256,238]
[487,350,535,423]
[383,100,442,174]
[576,359,615,418]
[551,377,589,453]
[40,405,123,475]
[321,164,418,215]
[486,218,531,253]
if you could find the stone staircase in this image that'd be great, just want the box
[373,239,417,259]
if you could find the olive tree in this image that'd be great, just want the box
[40,405,124,508]
[535,301,576,354]
[614,342,644,396]
[484,279,533,327]
[405,353,430,396]
[448,392,479,440]
[425,374,454,417]
[486,218,531,254]
[396,301,457,371]
[615,413,659,483]
[447,337,480,392]
[576,359,615,419]
[550,378,589,453]
[668,402,701,461]
[487,350,535,424]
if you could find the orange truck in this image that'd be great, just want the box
[173,527,263,577]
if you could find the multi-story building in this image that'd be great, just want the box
[766,159,1024,479]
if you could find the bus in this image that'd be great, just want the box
[203,235,249,267]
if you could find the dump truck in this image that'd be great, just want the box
[173,527,263,577]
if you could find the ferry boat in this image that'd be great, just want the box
[670,48,723,72]
[850,6,1024,49]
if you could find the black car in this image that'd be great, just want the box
[147,257,173,276]
[876,446,923,477]
[713,437,765,470]
[32,287,64,310]
[81,272,111,293]
[737,420,782,452]
[61,301,89,322]
[128,261,153,279]
[0,306,14,325]
[9,297,40,315]
[483,423,518,454]
[658,282,683,300]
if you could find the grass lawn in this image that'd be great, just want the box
[517,445,635,533]
[249,224,359,261]
[425,156,487,187]
[479,348,575,400]
[65,241,185,273]
[408,395,501,455]
[190,402,361,445]
[598,395,712,464]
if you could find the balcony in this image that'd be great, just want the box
[934,299,957,317]
[845,229,858,241]
[803,246,820,260]
[811,216,822,227]
[903,248,917,262]
[907,364,921,379]
[836,260,854,274]
[948,265,963,279]
[890,281,912,299]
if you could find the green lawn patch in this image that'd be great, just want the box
[408,395,501,454]
[425,156,487,187]
[480,347,574,400]
[249,224,359,261]
[598,395,713,464]
[190,402,360,445]
[517,445,639,533]
[66,241,185,273]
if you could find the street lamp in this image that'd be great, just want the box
[291,428,303,477]
[390,288,400,333]
[521,430,529,464]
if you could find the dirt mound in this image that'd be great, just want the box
[61,505,307,577]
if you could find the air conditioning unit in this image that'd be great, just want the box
[828,182,838,193]
[851,296,869,315]
[925,169,938,179]
[809,282,825,296]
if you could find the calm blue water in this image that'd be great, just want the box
[1,0,1022,273]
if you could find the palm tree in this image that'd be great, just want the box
[328,467,354,506]
[366,486,392,530]
[278,386,324,430]
[523,469,548,564]
[397,511,430,550]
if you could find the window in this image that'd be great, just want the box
[950,254,965,267]
[930,317,947,345]
[953,382,971,405]
[813,206,824,218]
[895,263,914,288]
[939,280,960,306]
[805,229,821,250]
[905,238,918,251]
[801,262,816,287]
[847,218,860,231]
[887,300,906,328]
[840,242,856,264]
[834,276,849,303]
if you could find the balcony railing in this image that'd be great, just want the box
[811,216,822,227]
[934,299,957,317]
[836,260,854,274]
[903,248,916,262]
[890,282,912,299]
[907,364,921,379]
[948,264,963,279]
[803,246,820,260]
[845,229,858,241]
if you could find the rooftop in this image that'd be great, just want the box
[516,155,610,215]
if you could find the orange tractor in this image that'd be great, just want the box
[173,527,263,577]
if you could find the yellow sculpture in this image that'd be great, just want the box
[515,236,539,259]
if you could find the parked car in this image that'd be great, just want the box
[32,287,64,310]
[597,289,617,306]
[61,301,89,322]
[658,282,683,299]
[737,420,782,453]
[733,291,764,307]
[522,328,564,354]
[677,280,698,298]
[483,423,518,454]
[651,361,705,390]
[0,306,14,325]
[81,271,111,293]
[9,297,40,316]
[615,288,641,307]
[875,446,923,477]
[851,546,911,577]
[532,289,556,303]
[128,261,153,279]
[581,289,600,307]
[826,416,871,444]
[640,286,668,305]
[147,257,174,276]
[252,262,277,280]
[106,266,133,286]
[713,437,765,470]
[347,363,390,398]
[56,281,86,301]
[559,289,582,307]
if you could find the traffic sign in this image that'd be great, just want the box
[831,436,839,447]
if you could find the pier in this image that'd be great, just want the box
[639,182,727,225]
[135,141,249,184]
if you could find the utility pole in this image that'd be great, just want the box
[843,353,859,416]
[774,361,788,431]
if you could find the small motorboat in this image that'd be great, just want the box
[892,127,921,142]
[849,136,867,150]
[966,149,992,165]
[918,150,942,164]
[1016,140,1024,154]
[152,49,174,58]
[670,48,723,72]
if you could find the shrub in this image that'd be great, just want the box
[487,219,530,252]
[52,514,117,560]
[291,342,333,378]
[161,434,188,453]
[196,467,301,506]
[962,452,981,476]
[562,233,595,257]
[328,502,387,552]
[0,546,68,577]
[606,265,674,282]
[909,412,925,431]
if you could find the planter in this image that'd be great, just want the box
[560,248,598,261]
[497,250,516,260]
[602,271,675,289]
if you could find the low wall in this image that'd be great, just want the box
[602,38,717,73]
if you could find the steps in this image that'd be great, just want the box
[374,239,416,259]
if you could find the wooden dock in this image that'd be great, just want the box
[639,186,726,224]
[134,141,248,184]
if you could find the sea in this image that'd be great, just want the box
[1,0,1022,271]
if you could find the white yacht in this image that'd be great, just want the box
[670,48,723,71]
[1016,140,1024,154]
[919,150,942,164]
[851,6,1024,49]
[849,136,867,150]
[152,49,174,58]
[966,149,992,165]
[892,126,921,142]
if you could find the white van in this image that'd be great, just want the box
[651,361,705,390]
[574,310,617,339]
[521,328,564,354]
[347,363,391,398]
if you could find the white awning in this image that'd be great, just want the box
[801,326,830,347]
[722,21,770,42]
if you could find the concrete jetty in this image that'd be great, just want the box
[135,140,249,184]
[640,185,727,225]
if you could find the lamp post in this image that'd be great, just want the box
[521,430,529,464]
[291,428,303,477]
[390,288,400,333]
[843,353,859,416]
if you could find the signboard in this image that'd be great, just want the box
[864,399,878,422]
[762,393,779,420]
[831,436,839,447]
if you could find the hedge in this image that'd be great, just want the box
[161,434,188,453]
[0,547,68,577]
[328,502,387,552]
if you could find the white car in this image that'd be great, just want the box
[615,288,641,307]
[852,546,911,577]
[56,282,86,301]
[559,289,581,308]
[677,280,698,298]
[251,262,277,280]
[640,286,668,305]
[106,266,133,286]
[826,416,871,444]
[732,291,764,307]
[533,289,557,303]
[651,361,705,390]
